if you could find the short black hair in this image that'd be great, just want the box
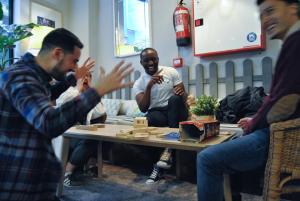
[257,0,299,5]
[140,47,157,59]
[40,28,83,54]
[257,0,300,17]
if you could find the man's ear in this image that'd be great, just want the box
[52,48,64,60]
[289,4,299,16]
[295,4,300,17]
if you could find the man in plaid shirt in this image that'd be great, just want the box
[0,28,132,201]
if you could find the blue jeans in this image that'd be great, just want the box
[197,128,269,201]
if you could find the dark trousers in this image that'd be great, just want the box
[146,95,188,128]
[69,139,98,168]
[68,116,106,168]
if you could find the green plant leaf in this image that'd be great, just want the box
[190,95,219,116]
[0,22,38,70]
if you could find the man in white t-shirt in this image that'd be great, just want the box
[56,72,106,186]
[133,48,188,184]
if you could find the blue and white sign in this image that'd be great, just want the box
[247,32,257,42]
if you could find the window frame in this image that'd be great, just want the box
[1,0,14,62]
[8,0,13,60]
[113,0,152,58]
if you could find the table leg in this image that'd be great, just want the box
[108,146,115,164]
[175,150,182,179]
[97,141,103,178]
[56,137,70,197]
[224,174,233,201]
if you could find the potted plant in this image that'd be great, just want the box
[190,95,219,120]
[0,2,36,71]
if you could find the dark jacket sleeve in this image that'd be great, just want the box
[50,73,77,100]
[246,31,300,133]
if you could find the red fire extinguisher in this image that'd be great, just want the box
[173,0,191,46]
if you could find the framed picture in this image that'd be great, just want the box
[30,1,62,28]
[29,1,62,54]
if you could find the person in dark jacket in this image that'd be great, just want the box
[197,1,300,201]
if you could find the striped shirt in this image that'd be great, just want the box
[0,53,101,201]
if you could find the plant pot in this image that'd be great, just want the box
[191,114,215,121]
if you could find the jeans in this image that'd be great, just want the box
[197,128,269,201]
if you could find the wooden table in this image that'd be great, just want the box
[57,124,237,200]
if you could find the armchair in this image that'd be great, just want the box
[263,118,300,201]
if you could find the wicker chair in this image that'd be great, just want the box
[263,118,300,201]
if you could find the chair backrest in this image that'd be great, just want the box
[263,118,300,201]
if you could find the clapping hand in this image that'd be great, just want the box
[75,57,95,80]
[93,60,133,96]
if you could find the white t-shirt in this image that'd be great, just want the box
[56,87,106,125]
[133,66,182,109]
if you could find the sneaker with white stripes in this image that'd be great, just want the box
[63,173,82,187]
[145,165,162,184]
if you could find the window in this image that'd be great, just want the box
[0,0,13,63]
[113,0,151,57]
[0,0,12,25]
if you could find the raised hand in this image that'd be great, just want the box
[93,60,133,96]
[75,57,95,80]
[77,78,85,92]
[147,69,164,88]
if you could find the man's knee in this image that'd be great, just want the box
[146,113,168,127]
[146,116,156,126]
[197,148,215,170]
[168,95,183,106]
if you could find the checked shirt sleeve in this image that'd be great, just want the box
[1,70,101,138]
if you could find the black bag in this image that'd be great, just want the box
[216,87,267,123]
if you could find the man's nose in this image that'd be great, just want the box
[148,60,154,65]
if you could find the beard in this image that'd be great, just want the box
[50,60,66,81]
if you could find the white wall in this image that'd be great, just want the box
[93,0,282,79]
[96,0,179,73]
[14,0,282,96]
[14,0,71,58]
[67,0,100,63]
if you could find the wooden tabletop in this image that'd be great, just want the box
[63,124,236,151]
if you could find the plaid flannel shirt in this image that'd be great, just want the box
[0,53,101,201]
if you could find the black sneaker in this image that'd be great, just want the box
[156,148,172,169]
[63,173,82,187]
[85,166,98,177]
[145,165,162,184]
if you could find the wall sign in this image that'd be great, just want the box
[193,0,265,57]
